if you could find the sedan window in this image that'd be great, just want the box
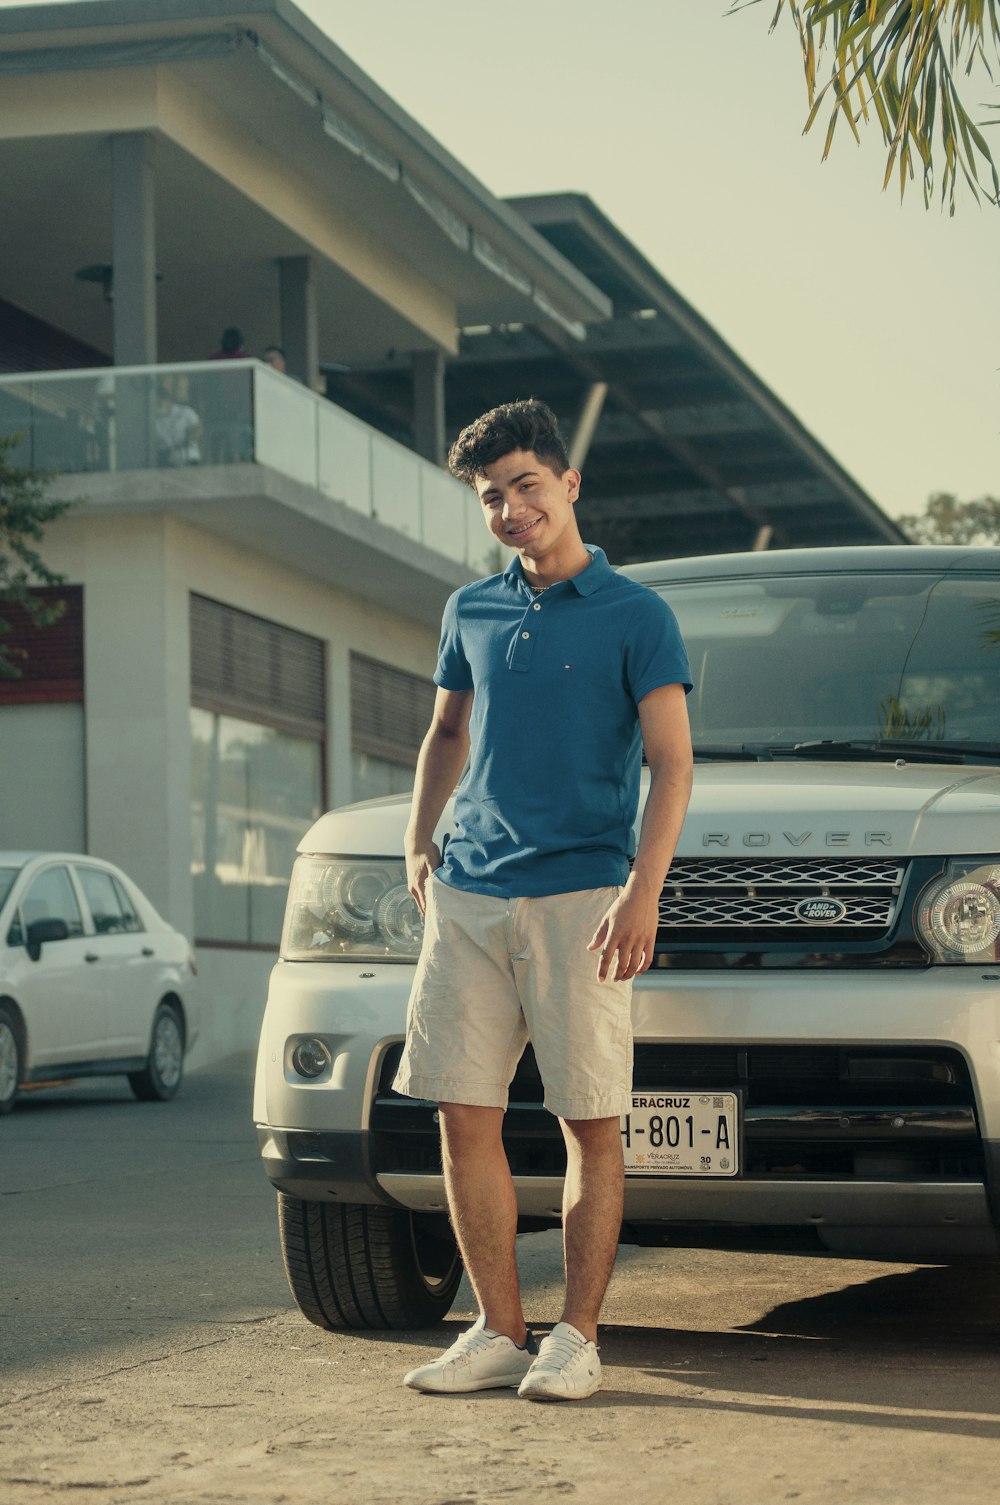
[111,875,144,934]
[76,867,129,935]
[10,866,85,946]
[0,866,20,913]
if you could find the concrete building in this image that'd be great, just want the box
[0,0,902,1064]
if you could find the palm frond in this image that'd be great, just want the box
[732,0,1000,210]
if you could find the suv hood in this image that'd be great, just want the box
[301,761,1000,862]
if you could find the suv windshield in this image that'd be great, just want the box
[656,570,1000,755]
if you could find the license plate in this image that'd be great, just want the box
[621,1090,739,1176]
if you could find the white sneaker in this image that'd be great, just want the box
[517,1321,602,1401]
[403,1317,538,1394]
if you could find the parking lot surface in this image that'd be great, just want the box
[1,1060,998,1504]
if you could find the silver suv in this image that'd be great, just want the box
[254,545,1000,1330]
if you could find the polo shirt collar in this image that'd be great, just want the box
[502,545,612,597]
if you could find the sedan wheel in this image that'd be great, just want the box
[0,1005,24,1115]
[128,1001,184,1102]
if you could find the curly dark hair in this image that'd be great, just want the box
[447,398,570,486]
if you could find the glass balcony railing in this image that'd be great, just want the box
[0,360,496,575]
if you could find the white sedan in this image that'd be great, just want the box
[0,852,198,1114]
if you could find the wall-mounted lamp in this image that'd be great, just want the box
[75,264,163,303]
[75,264,114,302]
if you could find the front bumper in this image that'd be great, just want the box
[255,961,1000,1258]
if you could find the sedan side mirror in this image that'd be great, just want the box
[26,917,70,962]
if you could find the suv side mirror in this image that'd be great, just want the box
[26,917,70,961]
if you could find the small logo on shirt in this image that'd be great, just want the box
[564,664,573,669]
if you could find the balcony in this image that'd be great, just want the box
[0,361,496,583]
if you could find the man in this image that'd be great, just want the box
[208,326,247,359]
[394,398,692,1401]
[154,383,202,467]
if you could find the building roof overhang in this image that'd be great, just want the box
[326,191,906,559]
[0,1,609,365]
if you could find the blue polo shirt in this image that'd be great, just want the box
[434,546,691,898]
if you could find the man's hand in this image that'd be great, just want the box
[403,687,471,919]
[406,842,441,917]
[588,683,691,981]
[586,878,660,982]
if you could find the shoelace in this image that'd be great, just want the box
[445,1327,499,1367]
[533,1330,589,1373]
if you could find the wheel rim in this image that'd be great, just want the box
[0,1020,19,1103]
[408,1212,462,1295]
[153,1012,183,1088]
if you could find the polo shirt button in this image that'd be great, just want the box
[521,631,530,639]
[532,603,541,611]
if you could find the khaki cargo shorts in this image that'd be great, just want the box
[392,876,633,1120]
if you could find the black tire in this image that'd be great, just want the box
[0,1003,23,1116]
[278,1193,463,1330]
[128,1001,184,1102]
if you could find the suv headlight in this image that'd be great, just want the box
[915,859,1000,962]
[280,856,423,962]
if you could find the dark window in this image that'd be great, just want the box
[0,586,83,705]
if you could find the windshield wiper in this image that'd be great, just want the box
[692,743,774,761]
[766,739,1000,764]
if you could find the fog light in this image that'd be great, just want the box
[291,1038,331,1079]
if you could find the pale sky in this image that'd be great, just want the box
[6,0,1000,519]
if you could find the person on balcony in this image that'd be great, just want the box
[155,382,201,467]
[208,326,247,360]
[201,327,253,461]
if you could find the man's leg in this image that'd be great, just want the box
[515,1114,622,1401]
[558,1115,625,1342]
[439,1101,527,1345]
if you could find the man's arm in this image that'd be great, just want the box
[588,682,693,981]
[404,686,473,914]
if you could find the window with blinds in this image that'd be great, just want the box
[350,653,435,802]
[190,593,325,734]
[350,652,434,766]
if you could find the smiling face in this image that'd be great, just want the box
[475,449,587,582]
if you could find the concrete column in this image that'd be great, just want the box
[83,515,193,939]
[111,133,158,366]
[412,348,447,466]
[278,255,319,389]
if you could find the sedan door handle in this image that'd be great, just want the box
[84,953,100,963]
[141,947,155,957]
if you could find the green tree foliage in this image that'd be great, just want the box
[736,1,1000,211]
[0,434,72,680]
[898,490,1000,543]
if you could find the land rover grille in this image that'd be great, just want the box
[657,859,904,932]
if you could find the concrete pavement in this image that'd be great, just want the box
[1,1060,998,1504]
